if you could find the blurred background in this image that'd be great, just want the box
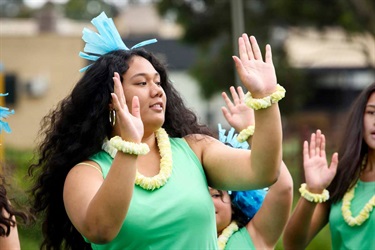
[1,0,374,249]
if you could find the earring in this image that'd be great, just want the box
[109,110,116,127]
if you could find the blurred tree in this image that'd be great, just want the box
[0,0,34,18]
[156,0,375,114]
[64,0,118,20]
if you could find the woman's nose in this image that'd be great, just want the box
[150,82,163,97]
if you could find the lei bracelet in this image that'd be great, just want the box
[299,183,329,203]
[244,84,286,110]
[109,136,150,155]
[237,125,255,143]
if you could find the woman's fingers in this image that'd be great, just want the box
[113,72,126,109]
[264,44,273,64]
[229,86,240,105]
[242,34,254,60]
[131,96,141,118]
[222,91,235,111]
[329,152,339,176]
[221,106,231,122]
[249,36,263,61]
[309,133,316,157]
[237,86,245,102]
[238,36,249,61]
[320,134,326,159]
[315,130,321,157]
[303,140,309,162]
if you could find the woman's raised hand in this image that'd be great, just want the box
[303,130,339,192]
[233,34,277,98]
[221,86,254,131]
[111,72,144,143]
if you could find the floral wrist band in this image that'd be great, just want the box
[236,126,255,143]
[109,136,150,155]
[299,183,329,203]
[244,84,286,110]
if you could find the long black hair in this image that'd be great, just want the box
[0,174,29,237]
[328,82,375,202]
[28,49,212,249]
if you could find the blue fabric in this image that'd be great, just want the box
[218,123,249,149]
[79,12,157,72]
[0,93,14,134]
[231,189,267,220]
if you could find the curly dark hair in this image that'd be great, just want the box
[216,190,248,229]
[328,82,375,203]
[0,175,29,237]
[28,49,213,250]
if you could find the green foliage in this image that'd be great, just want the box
[64,0,118,20]
[156,0,374,109]
[4,147,42,248]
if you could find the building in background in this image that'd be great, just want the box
[1,2,374,150]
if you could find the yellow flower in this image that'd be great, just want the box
[103,128,173,191]
[217,221,239,250]
[341,183,375,227]
[244,84,286,110]
[237,125,255,143]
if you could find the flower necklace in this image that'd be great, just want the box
[341,155,375,226]
[102,128,173,191]
[217,221,239,250]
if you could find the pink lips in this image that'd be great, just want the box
[150,102,163,111]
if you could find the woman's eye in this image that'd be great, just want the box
[155,82,162,86]
[137,82,147,86]
[211,194,220,198]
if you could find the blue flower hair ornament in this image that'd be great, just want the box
[79,12,157,72]
[230,189,267,220]
[218,123,267,220]
[218,123,249,149]
[0,93,15,134]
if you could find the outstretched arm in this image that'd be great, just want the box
[283,130,338,249]
[201,34,283,190]
[248,161,293,249]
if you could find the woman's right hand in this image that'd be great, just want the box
[303,130,339,193]
[111,72,144,143]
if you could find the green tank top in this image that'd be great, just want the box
[86,137,217,250]
[225,227,255,249]
[329,180,375,250]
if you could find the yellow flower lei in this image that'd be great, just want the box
[217,221,239,250]
[299,183,329,203]
[109,136,150,155]
[236,125,255,143]
[102,128,173,191]
[244,84,286,110]
[341,155,375,226]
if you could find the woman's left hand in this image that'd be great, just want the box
[221,86,254,131]
[233,34,277,98]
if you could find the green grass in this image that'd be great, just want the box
[4,138,333,249]
[4,147,43,248]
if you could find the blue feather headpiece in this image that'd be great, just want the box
[0,93,15,134]
[79,12,157,72]
[217,123,267,220]
[218,123,249,149]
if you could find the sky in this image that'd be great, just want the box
[23,0,69,8]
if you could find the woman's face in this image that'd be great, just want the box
[209,188,232,234]
[122,56,167,130]
[363,92,375,150]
